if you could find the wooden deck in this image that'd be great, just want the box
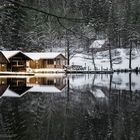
[0,72,34,76]
[66,70,114,74]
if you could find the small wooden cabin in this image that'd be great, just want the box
[0,51,66,72]
[25,52,66,69]
[0,51,32,72]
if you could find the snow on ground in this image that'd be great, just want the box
[71,48,140,70]
[70,54,93,70]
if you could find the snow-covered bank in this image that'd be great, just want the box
[71,48,140,70]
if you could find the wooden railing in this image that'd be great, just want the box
[46,65,64,69]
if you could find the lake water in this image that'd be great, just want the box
[0,73,140,140]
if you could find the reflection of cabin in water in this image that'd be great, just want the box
[0,76,66,98]
[0,78,8,97]
[27,77,66,91]
[7,78,32,95]
[0,51,32,72]
[25,52,66,69]
[0,78,32,98]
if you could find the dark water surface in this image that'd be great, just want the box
[0,73,140,140]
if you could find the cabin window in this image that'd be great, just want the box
[12,79,26,86]
[11,61,24,66]
[48,59,54,65]
[18,61,24,66]
[12,61,17,65]
[56,58,61,65]
[2,64,6,67]
[12,57,22,60]
[47,80,54,85]
[26,62,29,67]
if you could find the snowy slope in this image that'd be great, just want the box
[71,48,140,70]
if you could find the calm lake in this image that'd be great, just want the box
[0,73,140,140]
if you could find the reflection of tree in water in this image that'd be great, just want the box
[0,82,140,140]
[111,90,140,140]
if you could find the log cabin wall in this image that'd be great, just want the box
[0,52,8,71]
[8,52,31,72]
[28,54,66,69]
[27,60,44,69]
[42,54,66,69]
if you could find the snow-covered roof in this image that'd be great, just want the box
[25,52,65,60]
[1,51,20,60]
[28,85,61,93]
[90,40,106,49]
[0,51,66,61]
[0,51,32,61]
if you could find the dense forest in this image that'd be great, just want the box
[0,0,140,52]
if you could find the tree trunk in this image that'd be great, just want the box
[129,73,132,92]
[92,51,96,70]
[129,41,132,69]
[118,31,121,48]
[109,74,113,98]
[66,32,70,66]
[108,44,113,70]
[67,77,70,102]
[129,72,132,100]
[67,39,70,66]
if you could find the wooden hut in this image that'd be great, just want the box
[0,51,32,72]
[25,52,66,69]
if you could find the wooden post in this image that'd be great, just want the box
[85,63,86,70]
